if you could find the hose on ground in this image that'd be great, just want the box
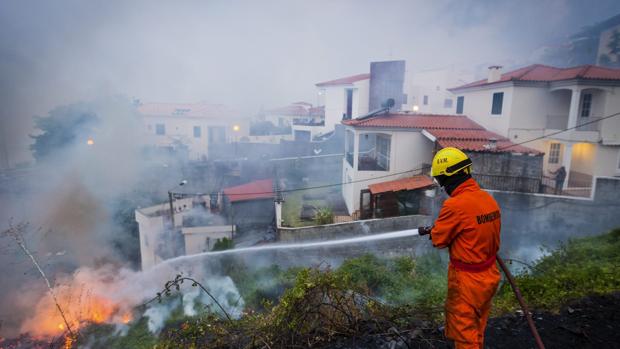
[497,255,546,349]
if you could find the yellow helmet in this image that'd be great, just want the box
[431,147,472,177]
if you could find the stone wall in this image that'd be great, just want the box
[278,214,431,243]
[468,152,544,193]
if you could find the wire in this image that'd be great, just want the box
[178,110,620,197]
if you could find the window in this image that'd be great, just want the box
[345,89,353,119]
[423,95,429,105]
[581,93,592,117]
[548,143,561,164]
[376,135,391,170]
[617,150,620,170]
[193,126,201,138]
[345,130,354,167]
[155,123,165,135]
[443,98,453,108]
[456,96,464,114]
[491,92,504,115]
[358,133,390,171]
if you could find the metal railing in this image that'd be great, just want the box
[293,119,325,126]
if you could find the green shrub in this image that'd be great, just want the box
[314,207,334,225]
[212,237,234,251]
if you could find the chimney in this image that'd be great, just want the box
[487,65,503,83]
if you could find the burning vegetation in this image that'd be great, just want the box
[2,228,617,348]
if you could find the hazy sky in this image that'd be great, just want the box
[1,0,620,165]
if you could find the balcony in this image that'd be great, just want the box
[545,114,568,130]
[293,119,325,127]
[545,114,600,143]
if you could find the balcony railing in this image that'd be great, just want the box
[576,116,600,132]
[293,119,325,126]
[546,114,568,130]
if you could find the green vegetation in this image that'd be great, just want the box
[212,237,234,251]
[280,185,337,227]
[314,207,334,225]
[494,228,620,313]
[77,229,620,348]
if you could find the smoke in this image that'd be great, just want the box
[2,0,620,166]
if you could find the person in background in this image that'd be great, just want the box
[418,147,501,349]
[549,166,566,194]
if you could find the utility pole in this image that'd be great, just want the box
[168,180,188,230]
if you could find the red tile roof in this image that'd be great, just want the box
[343,114,484,130]
[316,73,370,87]
[368,175,434,195]
[343,113,541,154]
[223,179,274,203]
[138,102,241,119]
[451,64,620,90]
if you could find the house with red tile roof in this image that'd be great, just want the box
[340,111,543,215]
[138,102,248,161]
[449,64,620,194]
[316,73,371,135]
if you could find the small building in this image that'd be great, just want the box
[222,179,276,238]
[361,175,435,219]
[138,102,249,160]
[341,112,542,215]
[449,64,620,194]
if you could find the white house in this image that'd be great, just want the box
[257,102,325,142]
[316,73,370,133]
[449,64,620,190]
[138,102,249,160]
[135,195,232,270]
[404,66,474,114]
[341,112,541,215]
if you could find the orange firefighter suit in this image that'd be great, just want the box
[431,178,501,349]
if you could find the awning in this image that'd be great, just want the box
[368,175,434,195]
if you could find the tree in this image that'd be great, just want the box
[30,102,100,161]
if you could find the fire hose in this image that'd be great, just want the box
[496,255,546,349]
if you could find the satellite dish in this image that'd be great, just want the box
[382,98,395,109]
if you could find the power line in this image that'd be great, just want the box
[181,111,620,197]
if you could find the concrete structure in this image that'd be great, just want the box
[368,61,406,111]
[449,64,620,191]
[341,113,541,215]
[138,102,249,161]
[136,193,230,269]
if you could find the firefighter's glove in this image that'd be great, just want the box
[418,226,432,239]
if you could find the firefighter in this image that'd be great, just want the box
[418,147,501,349]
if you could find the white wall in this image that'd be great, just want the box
[405,67,474,114]
[135,197,194,269]
[602,86,620,144]
[341,127,434,214]
[594,145,620,177]
[182,226,234,255]
[452,85,514,136]
[141,116,250,160]
[321,79,370,134]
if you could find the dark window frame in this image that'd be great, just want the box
[456,96,464,114]
[155,123,166,135]
[581,93,592,118]
[491,92,504,115]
